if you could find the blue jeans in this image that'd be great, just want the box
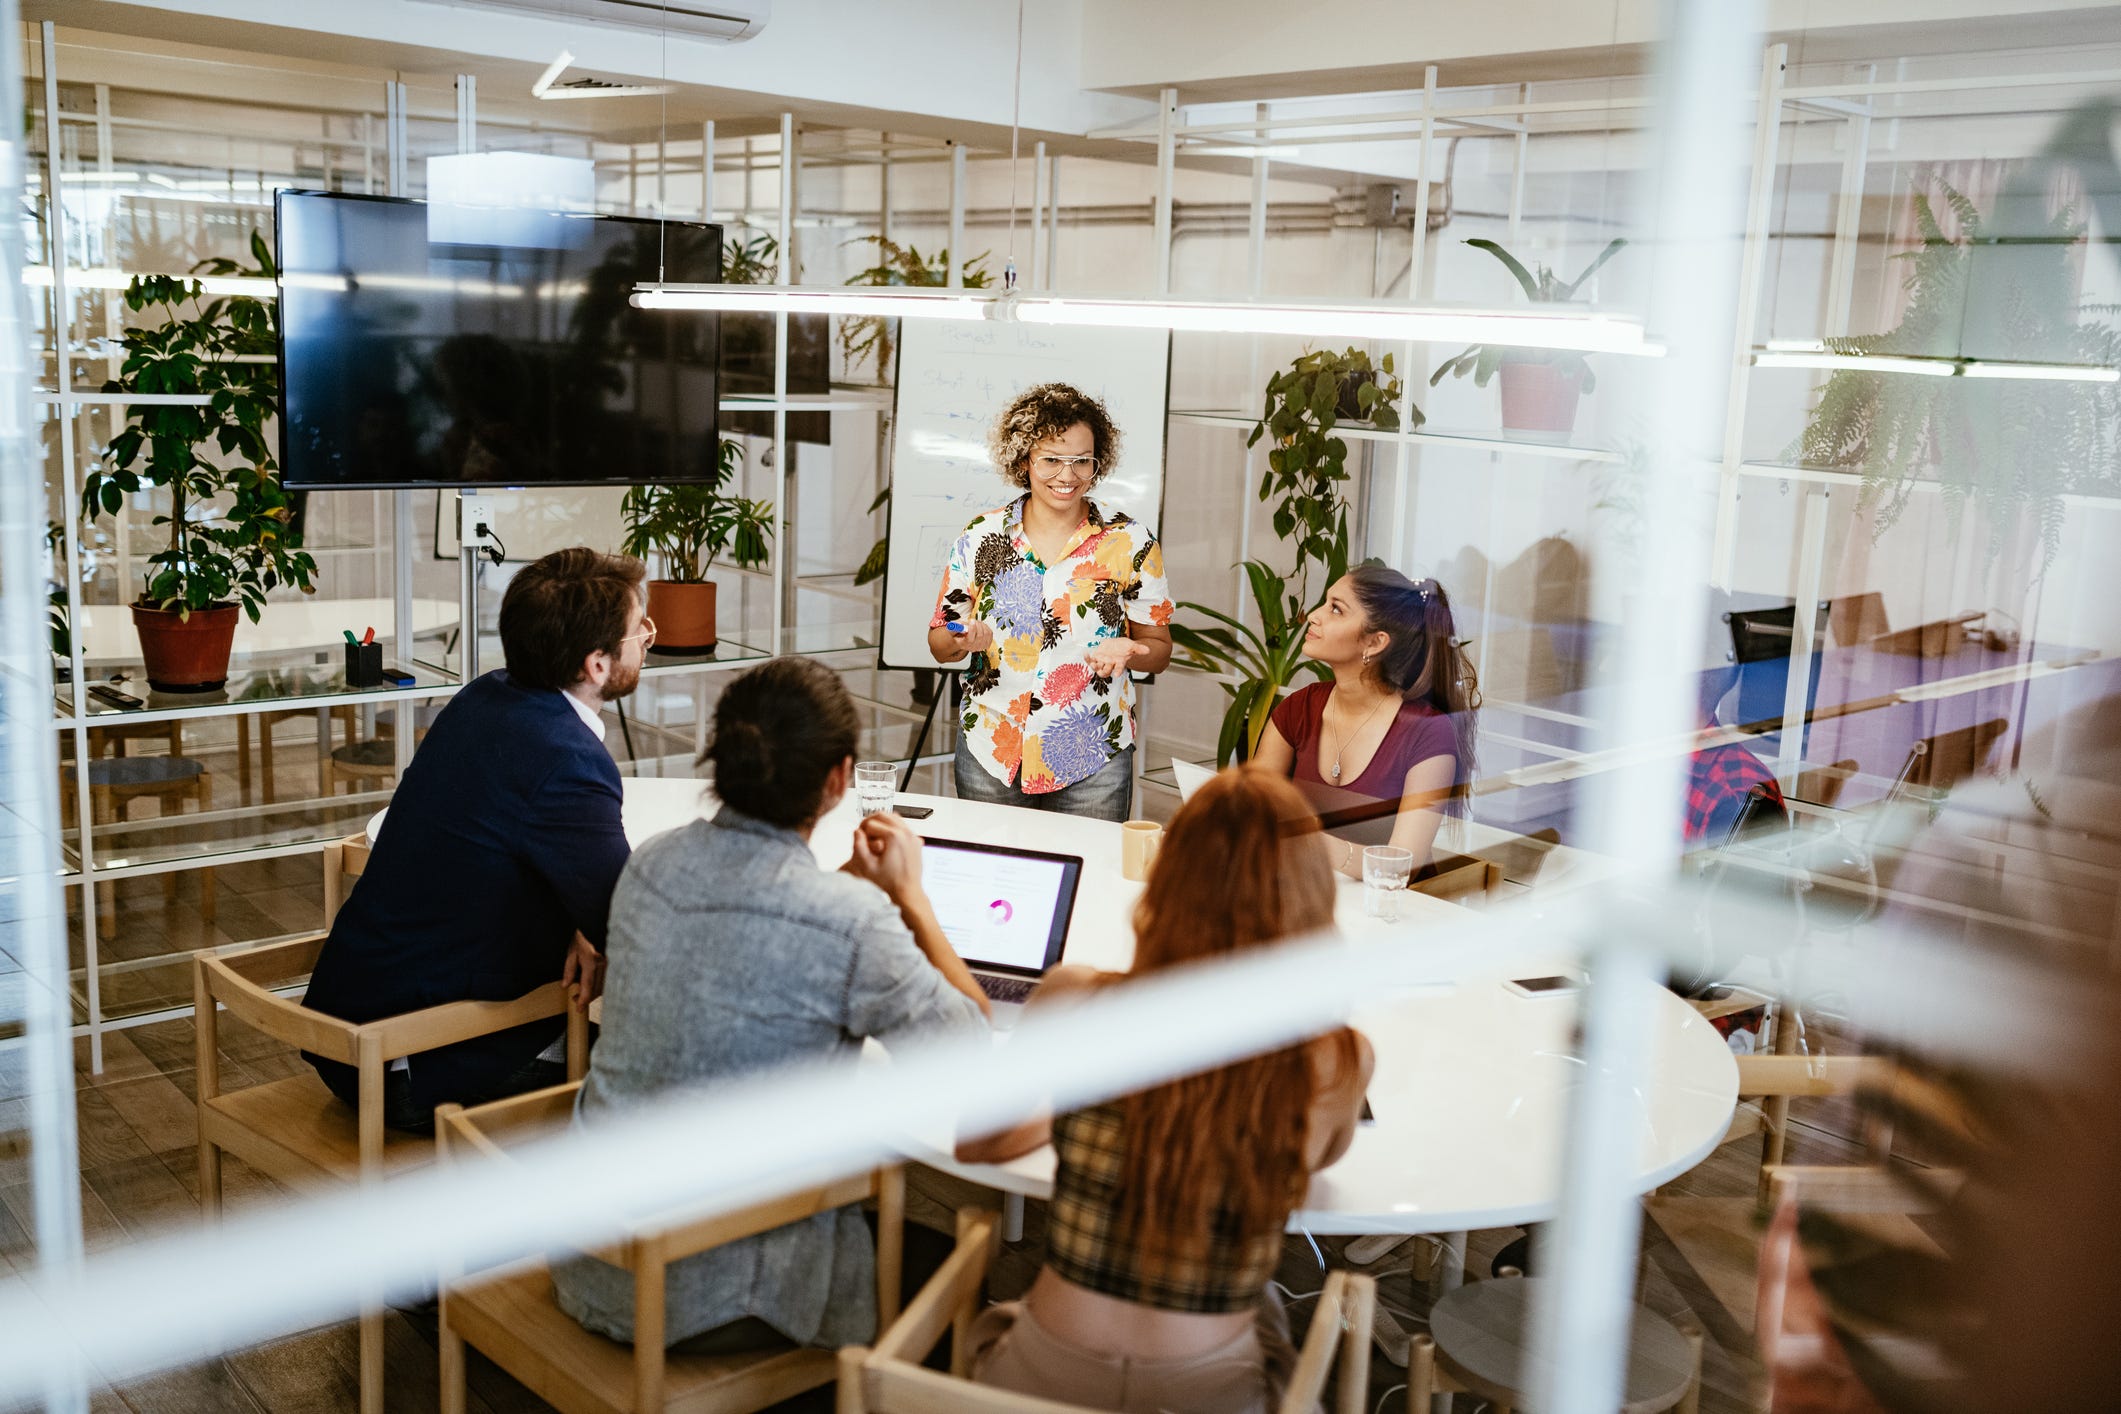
[954,739,1136,823]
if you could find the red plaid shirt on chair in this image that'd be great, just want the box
[1684,743,1787,844]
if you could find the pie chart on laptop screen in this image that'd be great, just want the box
[989,899,1013,923]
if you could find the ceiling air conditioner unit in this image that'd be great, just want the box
[443,0,770,42]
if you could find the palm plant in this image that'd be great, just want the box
[1429,237,1627,390]
[1168,348,1409,763]
[1791,183,2121,565]
[619,434,773,581]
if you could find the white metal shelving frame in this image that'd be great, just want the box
[26,37,911,1064]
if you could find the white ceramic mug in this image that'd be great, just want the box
[1121,819,1163,881]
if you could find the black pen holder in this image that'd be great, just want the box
[346,641,383,687]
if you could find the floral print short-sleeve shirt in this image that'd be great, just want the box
[931,495,1173,793]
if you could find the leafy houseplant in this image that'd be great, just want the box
[80,235,317,691]
[619,434,774,653]
[1168,348,1410,763]
[1791,183,2121,566]
[1430,236,1627,438]
[838,235,993,382]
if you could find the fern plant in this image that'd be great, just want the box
[1792,183,2121,565]
[838,235,993,379]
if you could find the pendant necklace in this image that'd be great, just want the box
[1327,689,1397,783]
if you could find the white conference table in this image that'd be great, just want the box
[373,777,1739,1245]
[76,596,458,668]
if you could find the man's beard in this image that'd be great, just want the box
[600,660,642,702]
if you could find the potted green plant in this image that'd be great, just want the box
[80,237,317,692]
[1792,183,2121,566]
[838,235,993,382]
[842,236,996,589]
[1429,236,1627,439]
[619,435,775,652]
[1168,348,1410,762]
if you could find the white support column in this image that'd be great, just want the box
[29,21,90,1411]
[773,113,794,651]
[1044,154,1061,290]
[455,73,475,155]
[386,80,407,199]
[1822,87,1872,338]
[1778,490,1829,779]
[1152,86,1177,296]
[1236,101,1269,627]
[702,120,716,222]
[878,130,892,249]
[1390,67,1437,573]
[1710,44,1789,587]
[1028,139,1046,290]
[387,78,417,739]
[948,142,966,286]
[1507,84,1529,243]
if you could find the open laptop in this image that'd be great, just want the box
[919,836,1083,1012]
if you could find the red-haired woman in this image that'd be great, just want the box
[956,769,1373,1413]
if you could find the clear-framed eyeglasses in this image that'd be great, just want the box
[621,615,658,649]
[1031,453,1101,478]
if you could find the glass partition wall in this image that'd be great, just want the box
[2,6,2118,1410]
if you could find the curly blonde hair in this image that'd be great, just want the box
[988,382,1122,490]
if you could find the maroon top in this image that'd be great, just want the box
[1269,682,1461,843]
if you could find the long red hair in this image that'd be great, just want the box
[1114,769,1363,1254]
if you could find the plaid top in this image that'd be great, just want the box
[1684,742,1787,844]
[1045,1103,1288,1314]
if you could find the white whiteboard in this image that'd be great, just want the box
[880,320,1171,671]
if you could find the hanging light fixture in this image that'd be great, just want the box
[630,283,1663,356]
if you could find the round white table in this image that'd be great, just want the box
[75,596,458,667]
[374,777,1739,1241]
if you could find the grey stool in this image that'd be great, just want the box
[323,738,398,796]
[82,754,216,941]
[1408,1274,1701,1414]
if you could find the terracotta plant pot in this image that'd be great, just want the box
[1497,359,1585,438]
[646,579,718,654]
[130,602,239,693]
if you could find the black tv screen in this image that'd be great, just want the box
[276,191,720,489]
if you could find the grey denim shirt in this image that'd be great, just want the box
[551,808,988,1348]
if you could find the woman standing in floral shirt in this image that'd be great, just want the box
[928,383,1174,822]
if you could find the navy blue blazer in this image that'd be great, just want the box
[303,670,630,1112]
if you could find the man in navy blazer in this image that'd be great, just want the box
[304,547,653,1130]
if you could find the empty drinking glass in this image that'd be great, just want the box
[854,761,897,817]
[1363,845,1416,921]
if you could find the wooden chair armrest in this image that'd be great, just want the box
[213,933,329,986]
[1736,1054,1889,1098]
[368,981,573,1063]
[197,949,359,1064]
[651,1166,888,1263]
[444,1082,583,1161]
[871,1209,998,1368]
[1764,1163,1955,1214]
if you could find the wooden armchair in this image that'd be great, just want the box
[1640,1052,1892,1340]
[436,1082,904,1414]
[838,1208,1376,1414]
[193,850,589,1414]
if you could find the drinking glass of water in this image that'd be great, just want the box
[854,761,897,817]
[1363,846,1416,921]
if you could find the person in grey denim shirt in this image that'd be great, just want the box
[552,656,990,1352]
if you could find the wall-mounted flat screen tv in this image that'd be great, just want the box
[276,191,721,490]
